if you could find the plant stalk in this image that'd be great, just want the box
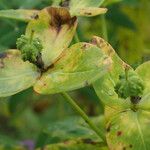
[101,15,108,41]
[61,92,106,142]
[74,32,80,43]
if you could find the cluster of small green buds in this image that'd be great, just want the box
[16,32,43,64]
[115,69,144,99]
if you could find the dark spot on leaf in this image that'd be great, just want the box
[49,63,54,69]
[82,43,89,49]
[123,147,126,150]
[84,12,92,15]
[106,123,111,132]
[42,63,55,73]
[82,139,98,145]
[129,144,133,148]
[84,81,89,86]
[35,54,45,72]
[59,0,70,7]
[117,131,122,136]
[43,83,47,86]
[120,110,127,113]
[46,7,77,33]
[91,38,98,45]
[34,14,39,19]
[31,13,39,19]
[130,96,141,104]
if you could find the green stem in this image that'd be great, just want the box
[99,0,106,6]
[74,32,80,43]
[61,92,106,142]
[101,15,108,41]
[125,64,130,81]
[29,30,34,44]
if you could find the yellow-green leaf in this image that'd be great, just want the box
[105,106,150,150]
[135,61,150,111]
[36,140,108,150]
[92,37,150,150]
[69,0,107,16]
[0,50,40,97]
[34,42,111,94]
[75,7,107,17]
[136,61,150,94]
[26,7,77,68]
[0,9,39,22]
[92,36,130,110]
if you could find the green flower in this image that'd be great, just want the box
[115,69,144,99]
[0,7,111,97]
[16,34,43,63]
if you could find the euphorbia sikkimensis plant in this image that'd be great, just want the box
[0,7,110,97]
[0,0,149,150]
[0,2,110,146]
[0,0,110,97]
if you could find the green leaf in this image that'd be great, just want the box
[92,37,150,149]
[105,105,150,150]
[135,61,150,111]
[136,61,150,93]
[73,7,107,17]
[36,140,108,150]
[69,0,107,17]
[0,50,40,97]
[92,36,130,109]
[34,42,111,94]
[36,116,107,149]
[0,9,39,22]
[44,117,105,142]
[26,7,77,68]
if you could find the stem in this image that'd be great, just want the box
[74,32,80,43]
[125,68,128,81]
[61,92,106,142]
[29,30,34,44]
[125,64,130,81]
[101,15,108,41]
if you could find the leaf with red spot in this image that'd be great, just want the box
[93,37,150,150]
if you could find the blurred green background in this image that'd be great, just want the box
[0,0,150,149]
